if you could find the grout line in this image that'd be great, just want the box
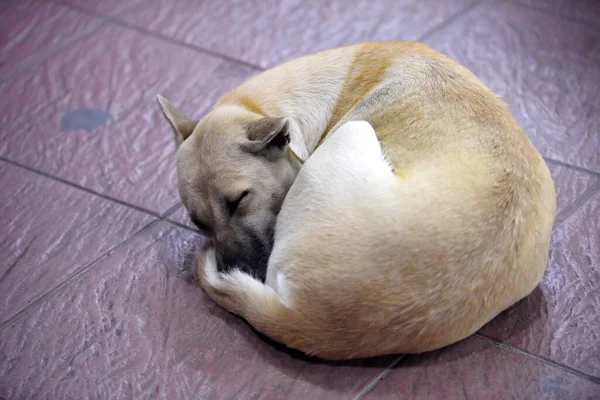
[502,0,600,28]
[0,157,166,219]
[543,157,600,178]
[106,19,265,72]
[353,356,405,400]
[0,19,107,83]
[166,218,200,235]
[417,0,487,41]
[554,179,600,227]
[474,334,600,384]
[161,203,182,218]
[49,0,264,72]
[0,218,161,331]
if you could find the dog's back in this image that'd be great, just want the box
[262,115,555,358]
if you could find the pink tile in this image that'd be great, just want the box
[0,24,257,214]
[0,0,103,79]
[513,0,600,25]
[364,337,600,399]
[119,0,477,68]
[426,2,600,172]
[480,191,600,377]
[0,162,152,323]
[0,222,395,399]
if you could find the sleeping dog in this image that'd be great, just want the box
[157,41,555,360]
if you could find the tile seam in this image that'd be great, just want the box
[353,356,405,400]
[165,218,200,235]
[48,0,264,71]
[554,178,600,227]
[544,157,600,178]
[474,334,600,384]
[0,19,108,83]
[0,157,172,219]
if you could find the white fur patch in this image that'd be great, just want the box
[221,269,261,291]
[323,120,392,176]
[275,271,292,307]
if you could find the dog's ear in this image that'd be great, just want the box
[156,95,198,147]
[243,117,291,159]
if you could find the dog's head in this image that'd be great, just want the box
[157,96,300,279]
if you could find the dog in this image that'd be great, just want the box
[157,41,556,360]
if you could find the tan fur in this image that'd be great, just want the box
[157,41,556,360]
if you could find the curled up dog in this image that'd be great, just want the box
[157,41,556,360]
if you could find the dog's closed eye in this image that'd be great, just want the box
[227,190,250,215]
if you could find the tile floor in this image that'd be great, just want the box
[1,0,599,398]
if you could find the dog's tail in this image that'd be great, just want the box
[198,247,323,357]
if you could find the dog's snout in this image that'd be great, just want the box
[217,249,239,269]
[212,225,275,282]
[214,243,271,282]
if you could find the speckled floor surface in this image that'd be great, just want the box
[1,0,599,399]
